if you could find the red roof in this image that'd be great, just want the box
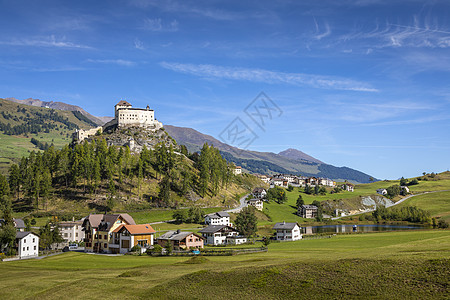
[113,224,155,235]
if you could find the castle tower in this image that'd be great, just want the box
[115,100,132,118]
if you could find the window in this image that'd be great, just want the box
[27,247,29,251]
[33,238,35,243]
[104,235,107,240]
[76,233,78,237]
[23,239,26,243]
[64,233,68,237]
[34,246,36,250]
[23,247,25,251]
[138,240,146,247]
[104,243,107,248]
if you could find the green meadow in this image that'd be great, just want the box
[0,230,449,299]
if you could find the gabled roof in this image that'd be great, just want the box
[84,213,135,231]
[13,218,25,229]
[84,214,104,228]
[157,230,202,241]
[247,198,262,203]
[273,222,299,230]
[116,100,132,106]
[16,231,38,239]
[113,224,155,235]
[301,205,318,210]
[198,225,237,234]
[206,211,230,219]
[252,187,266,193]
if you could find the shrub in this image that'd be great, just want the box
[438,219,449,229]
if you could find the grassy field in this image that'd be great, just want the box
[395,191,450,222]
[0,230,448,299]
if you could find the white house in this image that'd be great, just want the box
[16,232,39,258]
[59,220,85,243]
[401,186,410,193]
[252,187,267,199]
[376,188,388,195]
[298,205,318,219]
[341,183,355,192]
[198,225,246,245]
[247,198,263,211]
[204,211,231,226]
[272,178,285,187]
[273,222,302,241]
[233,166,242,175]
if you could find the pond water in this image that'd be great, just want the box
[302,224,431,235]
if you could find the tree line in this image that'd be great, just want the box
[0,109,78,136]
[2,139,235,210]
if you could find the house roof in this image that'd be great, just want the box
[301,205,318,210]
[98,214,135,231]
[198,225,237,234]
[273,222,299,230]
[85,213,135,231]
[13,218,25,229]
[252,187,266,193]
[116,100,132,106]
[84,214,104,228]
[16,231,38,239]
[113,224,155,235]
[206,211,230,219]
[157,230,202,241]
[59,220,83,226]
[247,198,262,203]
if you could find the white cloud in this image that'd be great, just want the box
[134,38,145,50]
[338,20,450,49]
[159,62,378,92]
[87,59,136,67]
[143,18,178,32]
[0,35,91,49]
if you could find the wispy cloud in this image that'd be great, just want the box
[313,19,331,40]
[130,0,239,21]
[338,18,450,49]
[0,35,91,49]
[134,38,145,50]
[87,59,136,67]
[142,18,178,32]
[159,62,378,92]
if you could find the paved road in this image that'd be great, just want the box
[225,193,250,213]
[332,190,449,220]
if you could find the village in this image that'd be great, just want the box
[0,101,426,261]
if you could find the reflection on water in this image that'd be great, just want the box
[302,224,430,234]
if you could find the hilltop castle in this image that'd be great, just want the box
[104,100,163,129]
[73,100,163,142]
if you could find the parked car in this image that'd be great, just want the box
[69,244,78,250]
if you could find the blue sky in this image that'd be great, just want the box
[1,0,449,179]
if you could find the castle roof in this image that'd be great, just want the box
[116,100,132,107]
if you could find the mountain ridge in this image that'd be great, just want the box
[5,97,107,126]
[164,125,375,183]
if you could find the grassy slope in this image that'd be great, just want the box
[395,191,450,222]
[0,230,448,299]
[0,98,94,173]
[262,171,450,224]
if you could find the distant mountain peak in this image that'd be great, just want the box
[278,148,323,164]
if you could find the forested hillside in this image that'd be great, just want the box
[0,140,262,215]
